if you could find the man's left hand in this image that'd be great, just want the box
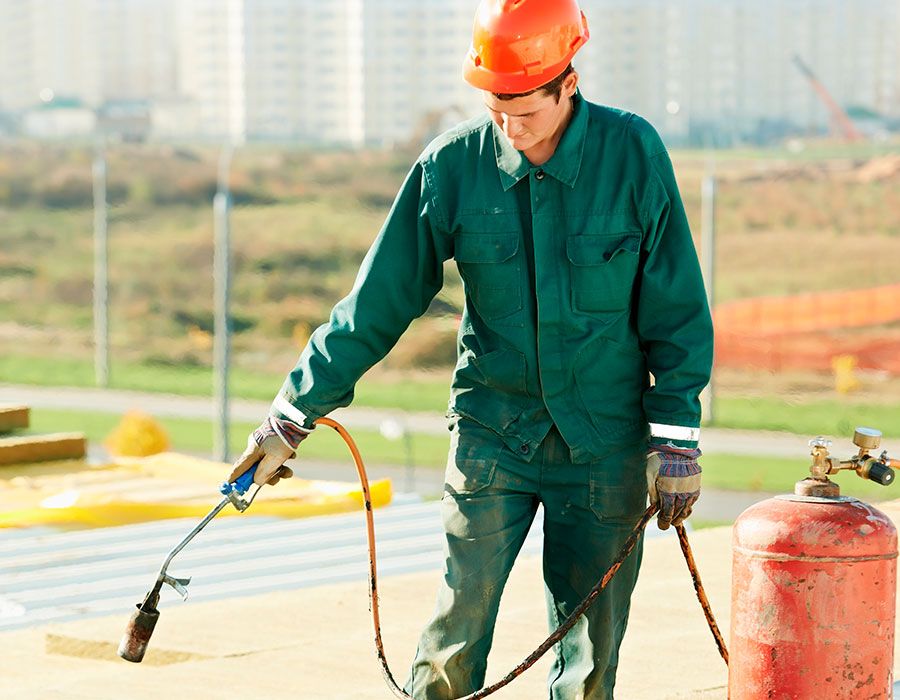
[646,444,702,530]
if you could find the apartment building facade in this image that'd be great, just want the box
[1,0,898,145]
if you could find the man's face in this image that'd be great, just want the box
[482,74,577,155]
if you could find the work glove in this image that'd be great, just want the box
[646,444,702,530]
[228,414,313,486]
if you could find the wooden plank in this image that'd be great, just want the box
[0,433,87,465]
[0,405,30,433]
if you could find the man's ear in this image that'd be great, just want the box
[562,71,579,98]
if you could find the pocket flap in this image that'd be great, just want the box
[455,232,520,264]
[566,233,639,266]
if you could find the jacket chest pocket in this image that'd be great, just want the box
[454,232,523,322]
[566,232,640,313]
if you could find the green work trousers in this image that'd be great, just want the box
[405,419,649,700]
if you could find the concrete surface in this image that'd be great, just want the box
[3,499,899,699]
[0,522,732,700]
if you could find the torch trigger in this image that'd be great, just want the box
[162,574,192,601]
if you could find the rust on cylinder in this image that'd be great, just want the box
[730,496,897,700]
[117,604,160,663]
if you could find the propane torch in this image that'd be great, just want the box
[117,462,268,663]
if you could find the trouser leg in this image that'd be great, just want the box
[405,419,538,700]
[540,429,649,700]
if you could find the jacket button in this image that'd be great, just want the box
[519,444,530,455]
[535,169,545,180]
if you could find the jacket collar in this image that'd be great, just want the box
[493,90,587,192]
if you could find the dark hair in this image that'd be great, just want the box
[493,64,574,102]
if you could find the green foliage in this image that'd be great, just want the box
[5,140,900,437]
[34,174,93,208]
[170,308,256,335]
[0,262,36,278]
[5,141,900,370]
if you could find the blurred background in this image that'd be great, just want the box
[1,0,899,500]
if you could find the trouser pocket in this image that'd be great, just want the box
[588,438,648,522]
[443,417,503,496]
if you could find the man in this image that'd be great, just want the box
[230,1,713,698]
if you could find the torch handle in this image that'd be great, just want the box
[219,463,258,497]
[232,464,258,494]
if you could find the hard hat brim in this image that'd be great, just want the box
[462,54,577,94]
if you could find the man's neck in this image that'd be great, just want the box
[522,97,574,166]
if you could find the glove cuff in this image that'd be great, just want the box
[649,444,701,478]
[649,443,701,458]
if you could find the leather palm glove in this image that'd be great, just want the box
[228,415,313,486]
[646,444,702,530]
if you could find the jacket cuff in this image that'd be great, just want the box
[649,422,699,450]
[271,394,318,430]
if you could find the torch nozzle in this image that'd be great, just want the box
[117,601,160,663]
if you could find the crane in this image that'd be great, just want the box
[792,54,863,141]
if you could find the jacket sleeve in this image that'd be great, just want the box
[636,145,714,449]
[271,160,451,427]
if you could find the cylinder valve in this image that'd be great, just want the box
[797,426,895,497]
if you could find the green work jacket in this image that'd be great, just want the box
[273,92,713,463]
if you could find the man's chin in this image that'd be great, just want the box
[505,135,534,151]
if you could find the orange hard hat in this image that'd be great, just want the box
[463,0,590,94]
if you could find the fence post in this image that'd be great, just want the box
[213,144,233,463]
[700,174,716,425]
[92,143,109,387]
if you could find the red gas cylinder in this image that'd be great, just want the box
[729,492,897,699]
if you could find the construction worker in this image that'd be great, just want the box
[230,0,713,698]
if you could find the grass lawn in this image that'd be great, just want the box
[0,352,451,412]
[5,353,900,439]
[711,396,900,440]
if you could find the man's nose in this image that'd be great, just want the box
[502,115,523,138]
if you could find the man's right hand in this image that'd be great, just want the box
[228,415,312,486]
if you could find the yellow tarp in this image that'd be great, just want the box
[0,452,392,529]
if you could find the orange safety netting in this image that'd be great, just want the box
[713,284,900,375]
[714,331,900,374]
[713,284,900,336]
